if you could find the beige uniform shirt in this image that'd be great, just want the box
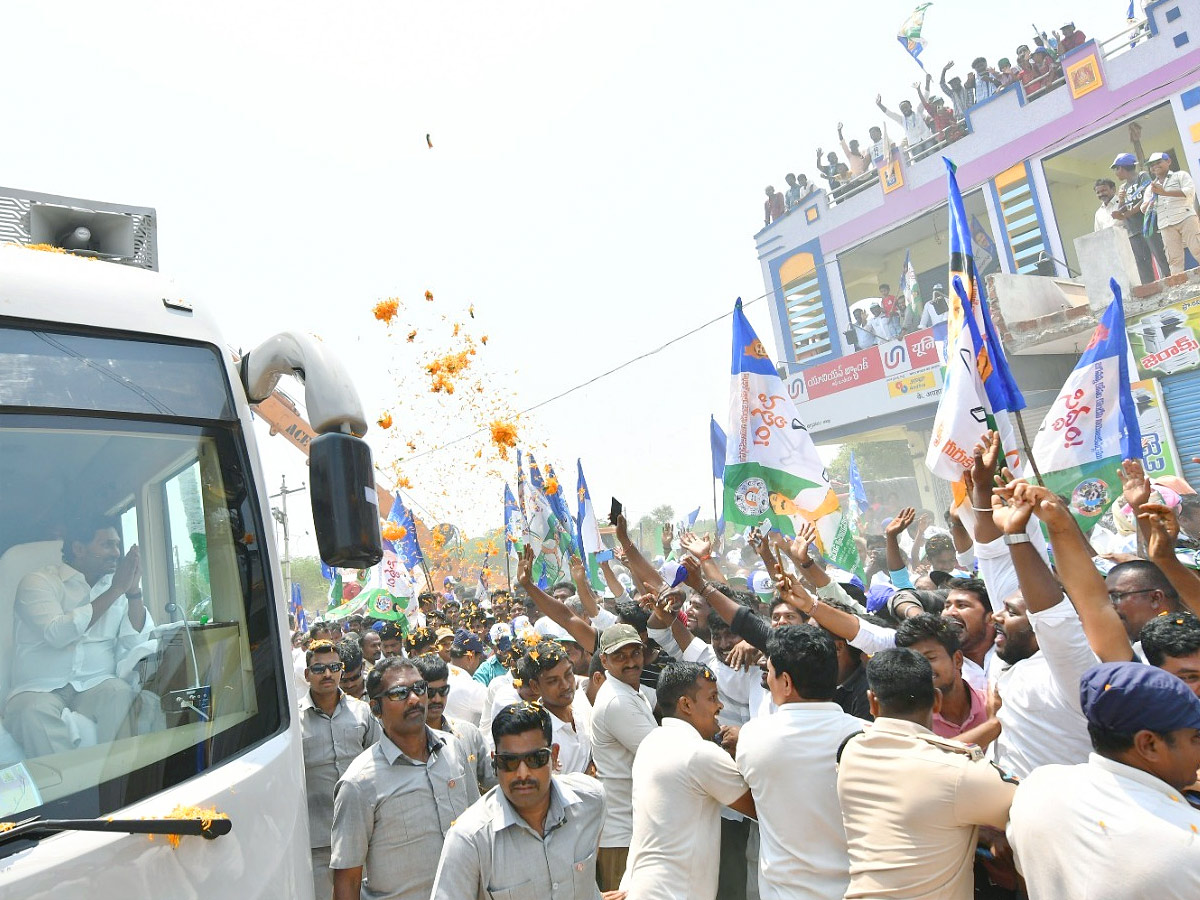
[837,717,1016,900]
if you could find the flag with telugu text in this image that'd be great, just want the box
[722,299,862,577]
[1029,280,1142,533]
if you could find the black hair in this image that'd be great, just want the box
[306,639,339,666]
[1109,559,1179,600]
[945,577,990,611]
[309,620,335,639]
[616,598,650,633]
[366,656,419,700]
[336,638,364,672]
[707,608,732,635]
[550,581,575,595]
[924,534,956,559]
[1094,178,1117,190]
[895,613,963,656]
[588,650,606,678]
[63,515,122,561]
[816,597,866,662]
[525,641,572,680]
[1088,722,1137,756]
[655,662,712,717]
[866,648,936,716]
[347,615,364,627]
[765,625,838,700]
[514,652,541,685]
[412,653,450,683]
[491,702,553,748]
[1140,611,1200,666]
[379,622,405,643]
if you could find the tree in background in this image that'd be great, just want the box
[827,440,912,485]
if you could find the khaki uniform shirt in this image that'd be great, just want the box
[836,717,1016,900]
[331,727,481,900]
[300,689,382,849]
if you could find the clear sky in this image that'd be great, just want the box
[1,1,1136,553]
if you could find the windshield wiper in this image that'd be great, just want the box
[0,813,232,848]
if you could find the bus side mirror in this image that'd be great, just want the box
[309,432,383,569]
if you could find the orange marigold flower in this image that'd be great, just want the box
[545,477,559,495]
[481,335,488,345]
[452,323,460,337]
[407,329,418,342]
[425,290,434,301]
[397,476,413,489]
[377,411,393,429]
[433,532,447,548]
[489,420,518,460]
[382,522,408,541]
[373,298,399,323]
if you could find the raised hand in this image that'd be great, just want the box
[1138,502,1180,560]
[726,640,764,671]
[990,476,1036,535]
[516,544,534,585]
[1118,459,1151,511]
[680,530,712,560]
[748,527,765,553]
[1018,482,1075,531]
[661,522,674,553]
[790,520,817,562]
[569,554,586,580]
[885,507,916,537]
[614,513,630,544]
[972,430,1001,485]
[113,545,141,597]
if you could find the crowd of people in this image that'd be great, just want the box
[843,281,950,350]
[295,431,1200,900]
[1093,123,1200,284]
[763,22,1088,226]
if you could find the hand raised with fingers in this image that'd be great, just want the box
[680,531,712,560]
[790,520,817,562]
[990,477,1036,535]
[886,507,916,537]
[517,544,534,585]
[1118,459,1151,511]
[661,522,674,551]
[1138,502,1180,560]
[972,430,1001,484]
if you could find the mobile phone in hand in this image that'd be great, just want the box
[609,498,623,525]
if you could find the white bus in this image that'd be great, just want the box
[0,241,381,897]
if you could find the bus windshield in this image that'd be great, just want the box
[0,327,284,842]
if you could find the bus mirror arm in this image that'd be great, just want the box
[240,332,368,437]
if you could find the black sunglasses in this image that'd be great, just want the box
[378,681,428,702]
[309,662,344,675]
[426,684,451,698]
[493,748,552,773]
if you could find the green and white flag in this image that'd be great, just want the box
[723,299,862,577]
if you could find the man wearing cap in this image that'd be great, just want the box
[445,628,489,727]
[1111,147,1171,283]
[866,302,893,342]
[1143,151,1200,275]
[473,625,512,687]
[919,284,949,329]
[1058,22,1087,53]
[590,622,659,892]
[1007,662,1200,897]
[837,649,1016,900]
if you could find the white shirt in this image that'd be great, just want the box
[590,671,658,847]
[736,702,864,900]
[1145,170,1198,227]
[1008,753,1200,899]
[445,663,487,727]
[550,690,594,775]
[647,627,759,728]
[993,601,1095,778]
[625,718,749,900]
[10,565,154,696]
[1094,197,1118,231]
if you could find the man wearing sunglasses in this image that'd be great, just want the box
[430,702,609,900]
[331,657,481,900]
[300,639,381,900]
[413,653,495,790]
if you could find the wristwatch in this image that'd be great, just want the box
[1003,533,1031,545]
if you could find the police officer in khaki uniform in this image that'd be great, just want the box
[837,648,1017,900]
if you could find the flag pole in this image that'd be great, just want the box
[1013,409,1045,487]
[711,476,720,547]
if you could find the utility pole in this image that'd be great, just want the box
[271,474,306,611]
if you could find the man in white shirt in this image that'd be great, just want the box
[1093,178,1119,231]
[736,625,863,900]
[625,662,755,900]
[7,517,154,756]
[589,623,659,892]
[445,628,489,726]
[523,640,593,775]
[1143,152,1200,275]
[1008,662,1200,898]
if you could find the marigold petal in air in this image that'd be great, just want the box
[489,420,518,460]
[425,290,434,301]
[545,477,559,495]
[373,298,399,323]
[382,522,407,541]
[377,412,393,429]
